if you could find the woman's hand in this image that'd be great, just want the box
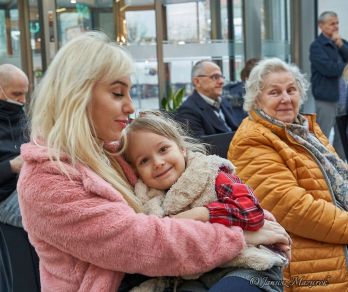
[10,155,23,174]
[244,220,292,257]
[173,207,209,222]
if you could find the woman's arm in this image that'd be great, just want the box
[18,161,245,277]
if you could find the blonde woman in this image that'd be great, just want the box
[17,32,290,292]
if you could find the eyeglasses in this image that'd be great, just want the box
[197,74,225,81]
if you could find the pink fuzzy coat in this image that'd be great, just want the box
[17,143,246,292]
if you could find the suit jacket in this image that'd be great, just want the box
[309,33,348,102]
[175,90,238,137]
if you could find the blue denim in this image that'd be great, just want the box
[0,190,22,227]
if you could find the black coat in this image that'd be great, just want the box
[0,100,28,202]
[175,90,238,137]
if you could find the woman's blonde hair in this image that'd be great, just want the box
[30,31,142,212]
[119,111,206,162]
[243,57,309,112]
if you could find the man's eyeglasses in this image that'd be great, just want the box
[197,74,225,81]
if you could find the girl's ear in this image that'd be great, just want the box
[182,147,187,157]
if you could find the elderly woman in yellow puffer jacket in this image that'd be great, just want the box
[228,57,348,291]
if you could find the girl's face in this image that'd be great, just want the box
[256,71,301,123]
[126,130,186,191]
[88,76,135,142]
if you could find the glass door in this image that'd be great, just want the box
[161,0,244,103]
[0,0,21,67]
[122,3,158,111]
[29,0,44,86]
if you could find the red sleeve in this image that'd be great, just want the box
[205,167,265,231]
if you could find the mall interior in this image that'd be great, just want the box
[1,0,348,112]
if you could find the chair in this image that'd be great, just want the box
[335,115,348,159]
[0,223,40,292]
[0,226,12,292]
[200,132,235,158]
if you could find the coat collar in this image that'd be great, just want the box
[21,141,138,187]
[249,110,318,138]
[191,91,235,132]
[318,33,335,47]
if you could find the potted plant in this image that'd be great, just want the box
[161,87,185,112]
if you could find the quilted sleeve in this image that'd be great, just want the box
[228,130,348,245]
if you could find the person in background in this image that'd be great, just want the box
[0,64,29,227]
[309,11,348,160]
[228,57,348,291]
[17,32,291,292]
[175,60,238,137]
[223,58,260,127]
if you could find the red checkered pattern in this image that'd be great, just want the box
[205,167,264,231]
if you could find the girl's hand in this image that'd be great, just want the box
[173,207,209,222]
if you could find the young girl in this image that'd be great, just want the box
[119,112,289,292]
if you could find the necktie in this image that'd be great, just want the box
[213,106,232,131]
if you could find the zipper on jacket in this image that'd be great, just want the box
[254,111,348,268]
[284,130,348,269]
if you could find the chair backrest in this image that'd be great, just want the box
[0,223,40,292]
[335,115,348,159]
[200,132,235,158]
[0,226,12,292]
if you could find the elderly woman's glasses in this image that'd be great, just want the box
[197,74,225,81]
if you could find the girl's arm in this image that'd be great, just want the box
[174,169,264,231]
[207,169,264,231]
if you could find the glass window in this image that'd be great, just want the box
[162,0,243,105]
[56,0,114,47]
[29,0,43,86]
[0,1,21,67]
[261,0,291,61]
[166,1,210,42]
[120,1,158,111]
[125,10,156,44]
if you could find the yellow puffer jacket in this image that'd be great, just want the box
[228,111,348,291]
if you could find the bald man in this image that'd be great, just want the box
[0,64,29,227]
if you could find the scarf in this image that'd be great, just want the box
[257,109,348,210]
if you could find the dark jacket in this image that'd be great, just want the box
[0,100,28,202]
[175,90,238,137]
[309,33,348,102]
[223,81,248,126]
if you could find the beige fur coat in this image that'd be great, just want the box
[134,153,287,275]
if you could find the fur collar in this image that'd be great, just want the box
[134,152,235,216]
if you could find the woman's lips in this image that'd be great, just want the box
[116,119,129,128]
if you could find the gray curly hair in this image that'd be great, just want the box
[243,58,309,112]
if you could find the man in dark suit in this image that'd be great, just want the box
[175,60,238,137]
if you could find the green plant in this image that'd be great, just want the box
[161,87,185,112]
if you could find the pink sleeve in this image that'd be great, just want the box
[18,164,246,277]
